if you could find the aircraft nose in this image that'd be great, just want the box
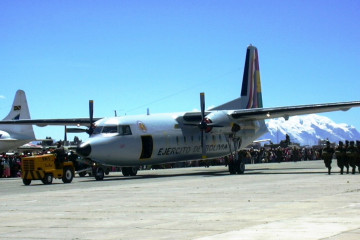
[76,143,91,157]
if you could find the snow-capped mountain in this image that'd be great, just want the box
[260,114,360,146]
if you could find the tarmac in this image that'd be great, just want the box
[1,160,360,240]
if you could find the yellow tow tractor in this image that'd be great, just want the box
[21,154,75,185]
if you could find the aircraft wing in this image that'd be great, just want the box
[0,118,102,127]
[230,101,360,120]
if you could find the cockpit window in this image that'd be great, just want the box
[102,125,118,134]
[92,126,103,135]
[92,124,132,135]
[119,125,132,135]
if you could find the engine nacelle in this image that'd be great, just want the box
[204,111,231,133]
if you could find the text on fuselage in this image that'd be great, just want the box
[157,144,228,156]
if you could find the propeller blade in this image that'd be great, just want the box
[66,128,88,133]
[87,100,94,135]
[64,126,68,142]
[200,92,207,159]
[207,123,223,128]
[200,92,205,120]
[89,100,94,125]
[201,130,206,159]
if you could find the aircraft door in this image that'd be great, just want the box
[140,135,153,159]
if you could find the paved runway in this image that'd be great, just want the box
[1,160,360,240]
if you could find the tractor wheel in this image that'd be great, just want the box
[62,167,74,183]
[23,179,31,185]
[42,174,53,184]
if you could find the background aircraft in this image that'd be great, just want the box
[1,46,359,180]
[0,90,35,152]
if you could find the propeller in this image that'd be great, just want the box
[64,126,68,142]
[86,100,94,135]
[200,93,207,159]
[66,100,95,136]
[183,93,223,159]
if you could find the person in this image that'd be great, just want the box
[346,141,357,174]
[335,141,347,174]
[276,147,283,163]
[53,141,66,168]
[0,155,4,178]
[321,141,334,175]
[356,141,360,174]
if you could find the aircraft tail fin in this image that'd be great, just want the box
[241,45,263,109]
[212,45,263,110]
[1,90,35,139]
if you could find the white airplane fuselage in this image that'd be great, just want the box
[81,112,268,167]
[0,130,33,153]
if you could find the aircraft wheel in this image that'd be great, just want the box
[78,172,86,177]
[62,167,74,183]
[236,161,245,174]
[42,174,53,184]
[122,167,130,176]
[228,162,236,174]
[129,167,138,176]
[23,179,31,185]
[94,167,104,181]
[234,161,245,174]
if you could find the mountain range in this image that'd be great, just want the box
[260,114,360,146]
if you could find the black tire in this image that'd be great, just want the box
[42,174,53,184]
[236,161,245,174]
[129,167,138,176]
[62,167,74,183]
[78,172,86,177]
[122,167,130,177]
[95,167,104,181]
[228,162,236,174]
[23,179,31,185]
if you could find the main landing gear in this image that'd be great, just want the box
[228,157,245,174]
[122,167,138,177]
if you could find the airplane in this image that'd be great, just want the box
[0,90,36,152]
[1,45,360,180]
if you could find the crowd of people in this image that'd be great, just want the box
[0,153,23,178]
[321,140,360,175]
[239,146,321,164]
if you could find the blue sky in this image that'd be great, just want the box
[1,0,359,141]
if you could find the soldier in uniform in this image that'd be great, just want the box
[321,141,334,175]
[335,141,347,174]
[344,141,350,174]
[346,141,358,174]
[356,141,360,174]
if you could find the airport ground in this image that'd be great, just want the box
[0,160,360,240]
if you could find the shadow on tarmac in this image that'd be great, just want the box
[78,165,331,183]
